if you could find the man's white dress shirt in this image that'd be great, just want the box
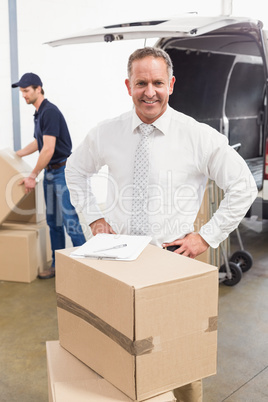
[66,106,257,248]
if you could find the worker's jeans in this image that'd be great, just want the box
[43,165,86,267]
[173,380,202,402]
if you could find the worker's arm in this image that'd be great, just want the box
[18,135,56,193]
[16,139,39,157]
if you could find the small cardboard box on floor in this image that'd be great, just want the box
[56,244,218,401]
[0,220,51,277]
[0,229,38,282]
[46,340,176,402]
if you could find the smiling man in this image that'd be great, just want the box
[125,52,175,124]
[65,47,257,401]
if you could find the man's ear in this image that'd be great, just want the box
[125,79,132,96]
[169,76,176,95]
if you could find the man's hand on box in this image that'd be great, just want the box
[19,175,37,194]
[90,218,116,236]
[162,232,209,259]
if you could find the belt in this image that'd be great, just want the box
[46,160,66,171]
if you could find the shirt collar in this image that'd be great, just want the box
[34,98,48,117]
[131,105,171,136]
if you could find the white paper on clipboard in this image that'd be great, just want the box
[70,233,152,261]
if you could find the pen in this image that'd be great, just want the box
[92,243,127,253]
[83,255,118,259]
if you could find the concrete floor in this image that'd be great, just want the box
[1,217,268,402]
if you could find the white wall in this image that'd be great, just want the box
[2,0,268,168]
[0,0,13,149]
[2,0,223,166]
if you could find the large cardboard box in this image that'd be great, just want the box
[56,244,218,401]
[1,220,51,271]
[0,229,38,282]
[46,340,176,402]
[0,148,35,224]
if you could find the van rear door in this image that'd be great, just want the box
[46,15,263,46]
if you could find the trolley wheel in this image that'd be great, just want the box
[219,262,243,286]
[230,250,253,272]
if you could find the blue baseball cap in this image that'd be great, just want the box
[12,73,43,88]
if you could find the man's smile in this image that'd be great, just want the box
[142,99,158,104]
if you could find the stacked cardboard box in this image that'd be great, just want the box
[1,221,51,274]
[0,148,50,282]
[55,243,218,401]
[46,340,176,402]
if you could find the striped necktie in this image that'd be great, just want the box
[130,123,154,235]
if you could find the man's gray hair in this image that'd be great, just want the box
[127,47,173,81]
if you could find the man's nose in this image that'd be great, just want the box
[144,83,156,98]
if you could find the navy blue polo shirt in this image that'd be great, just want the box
[34,99,72,165]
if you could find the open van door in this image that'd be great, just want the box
[47,14,268,219]
[46,15,263,46]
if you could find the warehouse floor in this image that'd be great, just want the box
[1,217,268,402]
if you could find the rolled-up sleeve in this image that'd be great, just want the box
[199,135,258,248]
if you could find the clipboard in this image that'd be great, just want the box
[70,233,152,261]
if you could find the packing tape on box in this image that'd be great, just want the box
[205,316,218,332]
[57,293,154,356]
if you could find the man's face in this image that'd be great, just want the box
[125,56,175,124]
[19,86,40,105]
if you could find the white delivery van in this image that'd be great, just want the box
[47,15,268,220]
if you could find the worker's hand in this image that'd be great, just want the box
[19,175,36,194]
[16,150,23,157]
[90,218,116,236]
[162,232,209,259]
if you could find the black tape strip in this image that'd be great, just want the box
[57,293,154,356]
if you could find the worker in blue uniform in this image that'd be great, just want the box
[12,73,86,278]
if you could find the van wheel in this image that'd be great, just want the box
[230,250,253,272]
[219,262,242,286]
